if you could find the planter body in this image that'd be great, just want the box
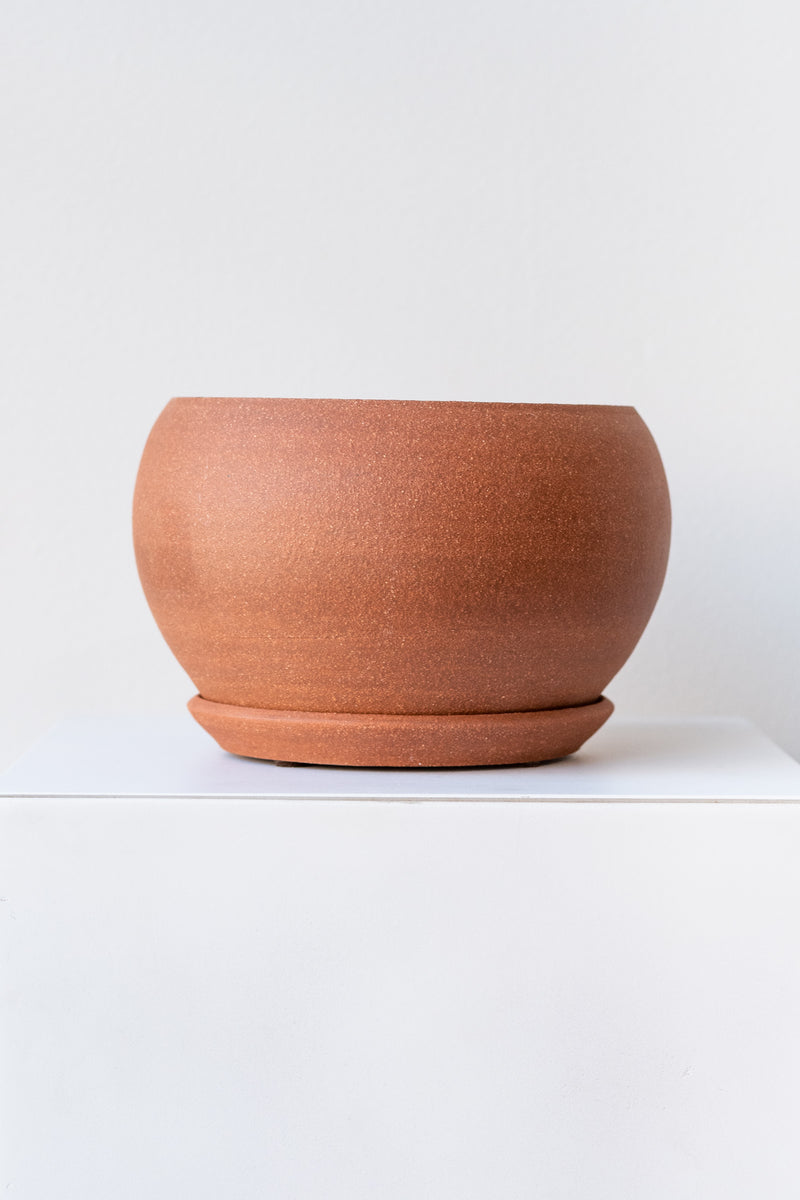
[133,398,670,766]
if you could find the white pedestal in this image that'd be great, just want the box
[2,717,800,1199]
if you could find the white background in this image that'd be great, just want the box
[1,0,799,769]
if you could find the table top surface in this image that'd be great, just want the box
[1,714,799,801]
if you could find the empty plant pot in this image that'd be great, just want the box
[133,398,670,766]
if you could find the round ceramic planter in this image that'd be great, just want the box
[133,398,670,767]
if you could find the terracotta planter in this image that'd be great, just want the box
[133,398,670,767]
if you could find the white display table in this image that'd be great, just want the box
[2,716,800,1199]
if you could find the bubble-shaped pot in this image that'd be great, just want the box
[133,398,670,766]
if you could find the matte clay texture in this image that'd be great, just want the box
[133,399,670,766]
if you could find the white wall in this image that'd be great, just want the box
[2,0,799,768]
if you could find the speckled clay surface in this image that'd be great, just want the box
[133,398,670,766]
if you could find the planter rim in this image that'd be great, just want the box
[168,396,638,413]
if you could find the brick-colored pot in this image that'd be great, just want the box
[133,398,670,766]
